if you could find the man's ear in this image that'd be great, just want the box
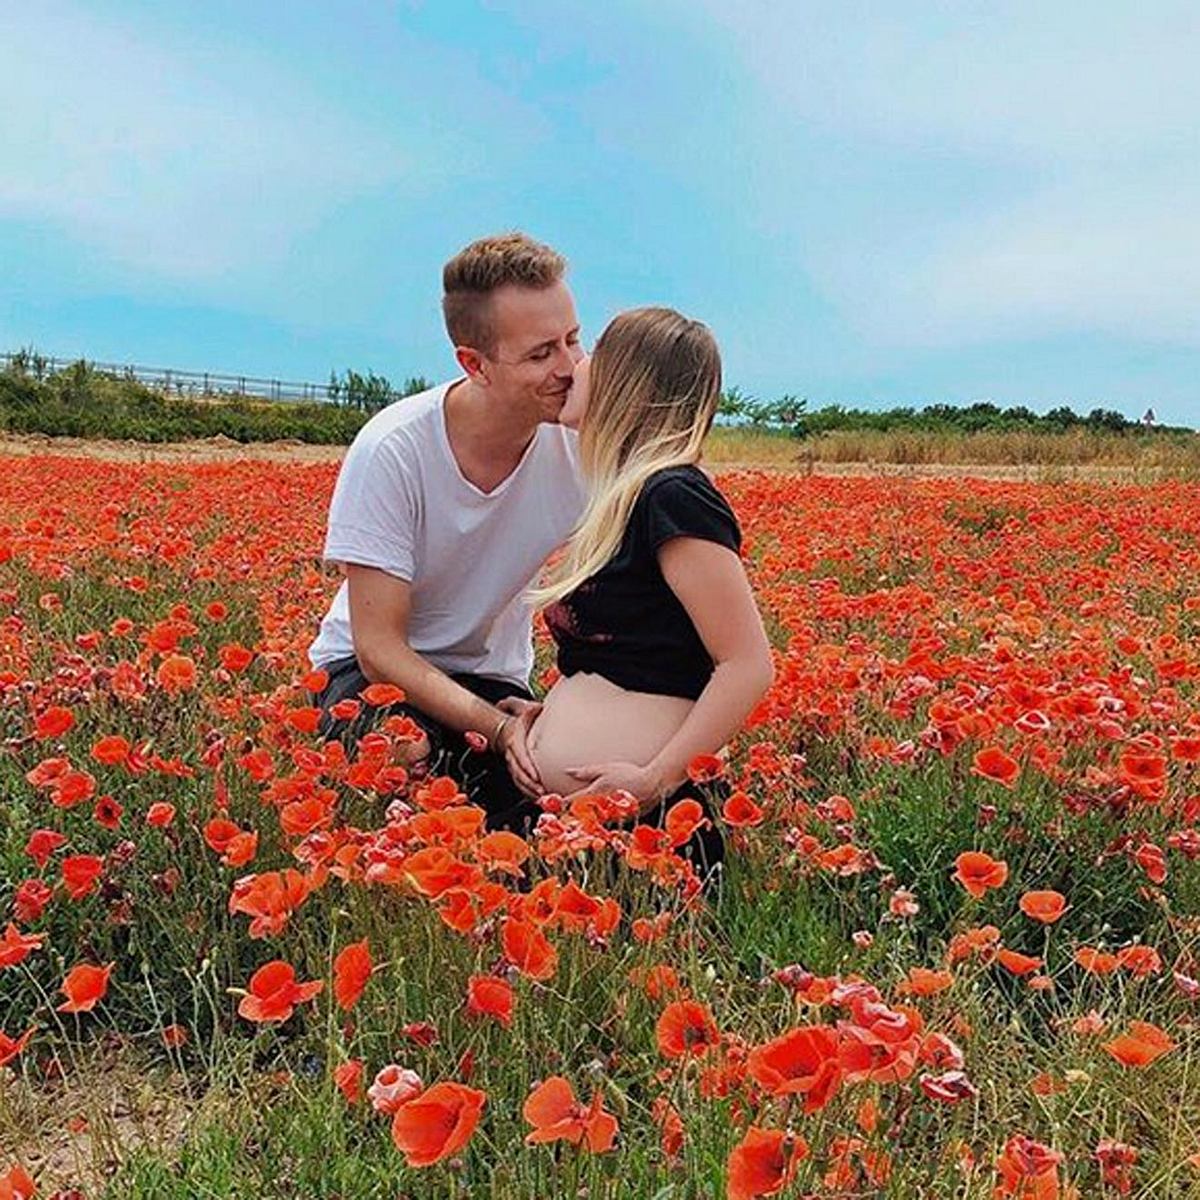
[455,346,489,385]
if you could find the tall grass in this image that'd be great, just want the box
[705,425,1200,475]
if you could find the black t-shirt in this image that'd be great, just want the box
[545,465,742,700]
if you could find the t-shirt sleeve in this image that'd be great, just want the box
[322,437,419,581]
[640,471,742,556]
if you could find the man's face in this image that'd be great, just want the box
[557,354,589,430]
[478,281,584,423]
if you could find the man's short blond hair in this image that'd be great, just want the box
[442,232,567,354]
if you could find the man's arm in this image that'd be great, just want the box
[345,563,542,794]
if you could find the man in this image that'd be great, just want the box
[309,232,586,828]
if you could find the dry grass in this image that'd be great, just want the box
[705,424,1200,474]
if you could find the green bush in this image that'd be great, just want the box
[716,390,1188,439]
[0,359,371,444]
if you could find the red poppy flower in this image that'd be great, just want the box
[402,846,478,898]
[1075,946,1119,975]
[638,964,681,1002]
[13,879,52,924]
[722,790,765,827]
[237,960,323,1024]
[205,818,258,869]
[1171,735,1200,763]
[93,795,123,830]
[57,962,114,1013]
[161,1023,189,1049]
[837,999,921,1086]
[23,828,67,869]
[896,967,955,997]
[218,643,254,673]
[995,1134,1062,1197]
[390,1081,485,1167]
[1116,944,1162,978]
[971,746,1020,788]
[656,999,720,1060]
[664,798,709,847]
[279,794,334,838]
[466,975,514,1026]
[0,1163,36,1200]
[228,870,312,939]
[687,753,725,783]
[1104,1021,1175,1067]
[476,831,531,876]
[0,1027,35,1068]
[90,734,131,765]
[0,924,45,970]
[996,948,1043,976]
[156,654,197,694]
[333,1059,363,1105]
[1018,890,1067,924]
[501,917,558,982]
[360,682,406,707]
[747,1024,842,1110]
[146,802,176,828]
[332,940,372,1012]
[1134,842,1167,884]
[952,851,1009,898]
[61,854,103,900]
[35,706,75,739]
[523,1076,618,1152]
[50,769,96,809]
[726,1126,808,1200]
[919,1070,978,1103]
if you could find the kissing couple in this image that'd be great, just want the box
[310,232,774,874]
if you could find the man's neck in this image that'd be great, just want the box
[444,379,540,492]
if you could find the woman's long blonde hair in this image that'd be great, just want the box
[534,306,722,607]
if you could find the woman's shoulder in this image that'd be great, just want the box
[636,464,740,550]
[639,463,735,514]
[641,463,723,500]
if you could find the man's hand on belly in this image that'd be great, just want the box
[497,697,544,798]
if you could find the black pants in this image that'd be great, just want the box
[316,655,539,830]
[316,655,724,875]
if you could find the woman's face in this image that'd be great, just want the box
[558,354,590,430]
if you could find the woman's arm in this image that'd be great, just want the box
[645,538,775,797]
[564,538,774,810]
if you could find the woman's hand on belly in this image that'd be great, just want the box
[560,760,668,813]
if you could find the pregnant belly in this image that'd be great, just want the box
[527,672,694,797]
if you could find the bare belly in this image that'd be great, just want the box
[527,672,694,796]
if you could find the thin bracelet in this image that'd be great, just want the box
[490,714,510,753]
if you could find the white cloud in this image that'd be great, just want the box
[692,1,1200,347]
[0,3,410,282]
[883,171,1200,346]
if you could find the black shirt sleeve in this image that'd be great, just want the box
[639,468,742,556]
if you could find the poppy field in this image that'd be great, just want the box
[2,454,1200,1198]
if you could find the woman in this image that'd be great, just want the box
[518,307,775,868]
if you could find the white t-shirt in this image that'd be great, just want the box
[308,380,585,686]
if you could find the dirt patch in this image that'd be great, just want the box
[0,432,1177,482]
[0,431,347,464]
[0,1045,199,1192]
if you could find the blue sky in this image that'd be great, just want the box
[3,1,1199,426]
